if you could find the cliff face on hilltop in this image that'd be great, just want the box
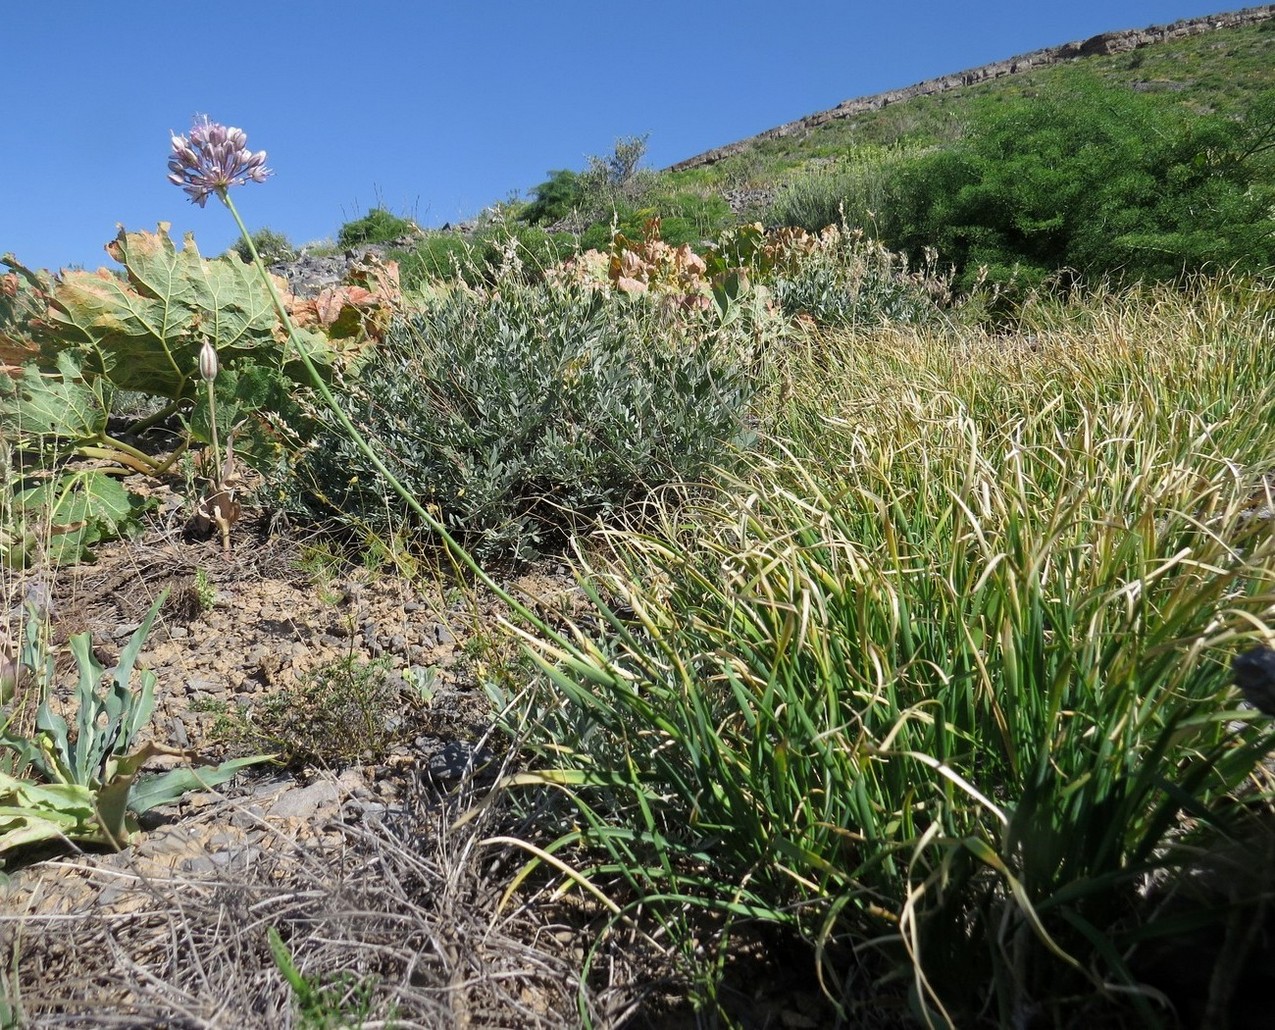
[667,5,1275,172]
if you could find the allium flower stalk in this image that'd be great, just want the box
[168,116,271,207]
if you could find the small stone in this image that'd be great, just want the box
[182,792,222,812]
[229,805,267,828]
[185,676,222,697]
[251,776,293,799]
[267,779,341,820]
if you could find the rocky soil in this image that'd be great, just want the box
[0,469,635,1026]
[0,466,840,1027]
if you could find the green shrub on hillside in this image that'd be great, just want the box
[520,168,584,226]
[287,280,756,561]
[394,225,576,289]
[772,224,950,327]
[473,224,575,283]
[882,82,1275,285]
[232,226,296,265]
[392,232,477,287]
[766,145,914,234]
[573,196,730,256]
[336,206,415,249]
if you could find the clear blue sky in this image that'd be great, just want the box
[1,1,1245,273]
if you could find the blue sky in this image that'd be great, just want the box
[1,2,1244,273]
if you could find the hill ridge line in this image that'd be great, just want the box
[666,4,1275,172]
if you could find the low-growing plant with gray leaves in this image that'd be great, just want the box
[772,222,951,328]
[285,278,757,562]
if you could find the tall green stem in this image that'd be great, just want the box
[205,377,222,478]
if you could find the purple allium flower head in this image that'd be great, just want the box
[168,115,271,207]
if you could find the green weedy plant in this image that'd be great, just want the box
[2,443,150,568]
[393,230,479,288]
[766,144,915,234]
[0,949,20,1030]
[770,222,950,328]
[0,594,267,861]
[0,346,162,566]
[267,926,379,1028]
[205,654,404,768]
[233,226,296,265]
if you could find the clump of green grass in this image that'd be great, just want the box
[765,144,919,234]
[497,274,1275,1026]
[336,206,415,249]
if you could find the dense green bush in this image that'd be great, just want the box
[288,281,756,561]
[520,136,658,245]
[336,206,415,249]
[520,169,583,226]
[233,226,296,265]
[882,81,1275,286]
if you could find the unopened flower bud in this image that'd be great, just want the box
[199,339,219,383]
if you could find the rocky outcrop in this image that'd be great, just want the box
[269,233,422,298]
[667,5,1275,173]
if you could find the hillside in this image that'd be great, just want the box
[450,4,1275,297]
[666,5,1275,173]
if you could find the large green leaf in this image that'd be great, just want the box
[128,755,274,815]
[5,469,145,567]
[0,256,54,369]
[0,772,98,855]
[0,350,112,456]
[37,224,328,401]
